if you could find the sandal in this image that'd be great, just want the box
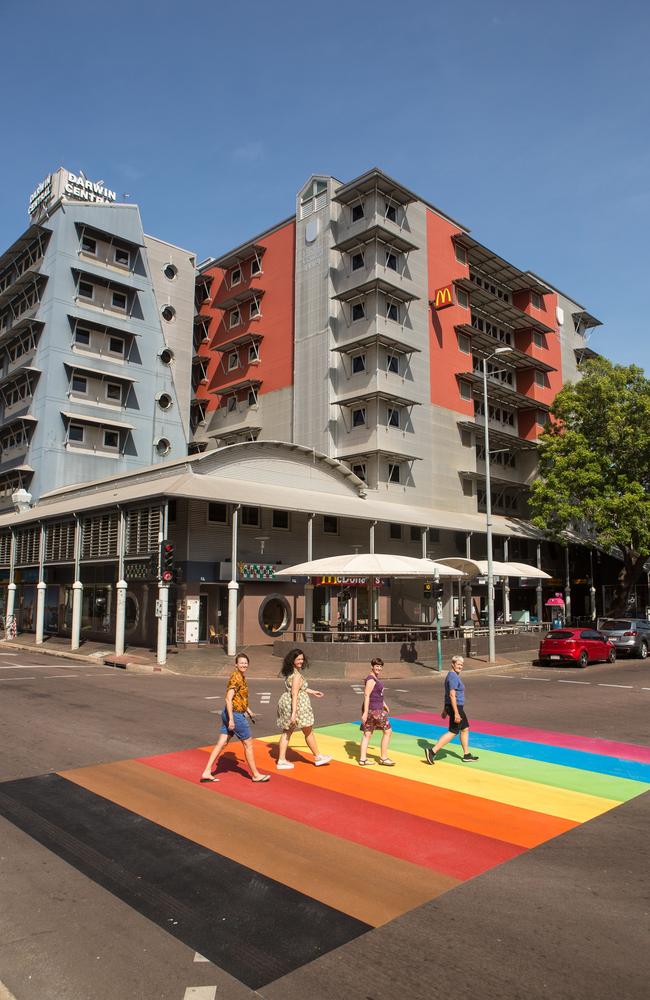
[252,774,270,782]
[379,757,395,766]
[200,775,220,783]
[359,758,375,766]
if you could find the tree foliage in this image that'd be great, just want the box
[529,358,650,612]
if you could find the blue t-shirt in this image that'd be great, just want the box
[445,670,465,707]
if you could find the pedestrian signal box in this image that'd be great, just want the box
[423,581,433,599]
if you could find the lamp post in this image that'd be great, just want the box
[482,346,512,662]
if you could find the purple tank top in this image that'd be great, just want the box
[366,674,384,711]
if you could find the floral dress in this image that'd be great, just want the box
[277,671,314,730]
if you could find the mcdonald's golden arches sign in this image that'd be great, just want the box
[433,284,454,309]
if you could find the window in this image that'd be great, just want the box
[385,203,397,223]
[75,327,91,346]
[155,437,171,456]
[81,235,97,255]
[249,298,261,319]
[163,264,178,281]
[241,505,260,527]
[78,280,94,300]
[410,526,421,542]
[68,423,84,443]
[227,395,237,412]
[157,393,172,410]
[250,256,262,276]
[454,244,467,264]
[388,463,401,484]
[247,389,257,407]
[385,251,398,271]
[352,407,366,428]
[352,462,366,481]
[531,291,542,309]
[248,342,260,363]
[114,247,130,267]
[272,510,289,530]
[160,348,174,365]
[459,380,472,401]
[385,300,399,322]
[457,332,471,354]
[389,523,402,540]
[534,370,547,388]
[300,178,328,217]
[108,336,124,356]
[231,267,242,287]
[351,202,364,222]
[533,331,545,348]
[161,305,175,322]
[351,353,366,374]
[352,301,365,322]
[208,502,228,523]
[386,353,400,375]
[103,430,119,448]
[71,374,87,394]
[105,382,122,402]
[228,351,239,372]
[351,252,364,271]
[456,288,469,309]
[112,291,127,311]
[229,308,241,328]
[387,406,400,428]
[538,411,549,427]
[323,515,338,534]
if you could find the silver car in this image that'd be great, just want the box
[597,618,650,659]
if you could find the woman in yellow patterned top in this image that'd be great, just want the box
[200,653,270,783]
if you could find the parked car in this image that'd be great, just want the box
[597,619,650,659]
[539,628,616,668]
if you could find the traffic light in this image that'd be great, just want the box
[148,550,159,580]
[160,540,175,583]
[423,581,433,600]
[433,581,444,601]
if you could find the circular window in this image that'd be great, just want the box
[161,305,176,322]
[125,594,139,633]
[258,594,292,637]
[157,393,173,411]
[163,264,178,281]
[159,348,174,365]
[155,437,171,456]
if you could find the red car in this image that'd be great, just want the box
[539,628,616,668]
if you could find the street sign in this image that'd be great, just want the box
[155,600,163,619]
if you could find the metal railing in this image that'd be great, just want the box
[280,622,551,644]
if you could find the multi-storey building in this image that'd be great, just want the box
[0,167,195,508]
[192,168,600,525]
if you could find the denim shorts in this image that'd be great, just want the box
[220,709,251,741]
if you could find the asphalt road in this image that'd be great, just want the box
[0,650,648,1000]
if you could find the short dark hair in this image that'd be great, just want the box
[235,652,249,665]
[281,647,309,677]
[370,657,384,667]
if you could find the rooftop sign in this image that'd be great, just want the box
[28,168,117,221]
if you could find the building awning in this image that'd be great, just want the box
[211,378,262,397]
[459,372,551,412]
[334,389,420,408]
[332,224,419,255]
[574,346,601,362]
[75,221,145,249]
[340,448,422,464]
[334,277,419,304]
[0,365,41,391]
[64,361,139,383]
[332,332,421,355]
[333,169,419,207]
[452,235,550,296]
[69,307,142,337]
[456,420,539,451]
[72,266,143,294]
[455,324,557,373]
[436,557,552,579]
[0,224,48,276]
[454,278,554,334]
[212,244,266,271]
[214,332,264,353]
[61,411,134,431]
[0,318,44,349]
[572,310,602,330]
[213,287,265,312]
[0,264,47,311]
[459,470,530,490]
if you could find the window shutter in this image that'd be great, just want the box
[0,531,11,567]
[45,521,76,562]
[15,526,40,565]
[81,512,119,559]
[126,506,161,556]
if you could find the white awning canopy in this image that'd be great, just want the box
[435,557,551,579]
[275,553,465,578]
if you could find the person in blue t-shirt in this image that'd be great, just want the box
[425,655,479,764]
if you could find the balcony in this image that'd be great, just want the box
[0,225,50,309]
[452,234,550,296]
[457,419,539,452]
[454,277,553,334]
[456,323,556,373]
[459,372,551,412]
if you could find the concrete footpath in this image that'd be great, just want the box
[0,633,539,679]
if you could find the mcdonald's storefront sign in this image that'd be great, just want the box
[433,284,454,310]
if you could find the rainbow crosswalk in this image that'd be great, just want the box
[3,714,648,989]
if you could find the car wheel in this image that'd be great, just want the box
[607,647,616,663]
[639,642,648,660]
[578,650,589,668]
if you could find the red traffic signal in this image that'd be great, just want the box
[160,540,175,583]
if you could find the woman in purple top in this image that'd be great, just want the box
[359,657,395,766]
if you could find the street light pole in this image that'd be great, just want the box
[482,346,512,663]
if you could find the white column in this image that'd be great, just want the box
[5,528,16,636]
[35,524,46,644]
[564,545,572,624]
[156,583,169,666]
[502,537,510,623]
[421,526,428,559]
[304,513,314,638]
[536,542,544,624]
[227,505,240,656]
[71,581,83,650]
[115,580,127,655]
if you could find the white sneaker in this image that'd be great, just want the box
[314,755,332,766]
[276,760,294,770]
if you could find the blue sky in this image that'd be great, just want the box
[1,0,648,371]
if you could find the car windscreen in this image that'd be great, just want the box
[600,620,631,631]
[547,631,575,639]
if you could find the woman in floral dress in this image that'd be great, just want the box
[276,648,331,769]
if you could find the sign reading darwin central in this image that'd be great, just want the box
[28,167,117,220]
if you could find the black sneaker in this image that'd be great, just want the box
[425,747,436,765]
[462,753,479,762]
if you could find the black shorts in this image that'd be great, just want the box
[446,707,469,733]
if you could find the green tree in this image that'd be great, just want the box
[529,358,650,616]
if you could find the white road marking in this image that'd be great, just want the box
[0,664,47,670]
[487,675,516,679]
[642,688,650,692]
[0,652,18,656]
[0,676,36,681]
[520,677,551,682]
[204,696,220,700]
[558,680,591,684]
[598,683,633,689]
[44,674,79,678]
[395,688,409,692]
[183,988,217,1000]
[193,953,209,963]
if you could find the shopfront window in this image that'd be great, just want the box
[82,585,113,634]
